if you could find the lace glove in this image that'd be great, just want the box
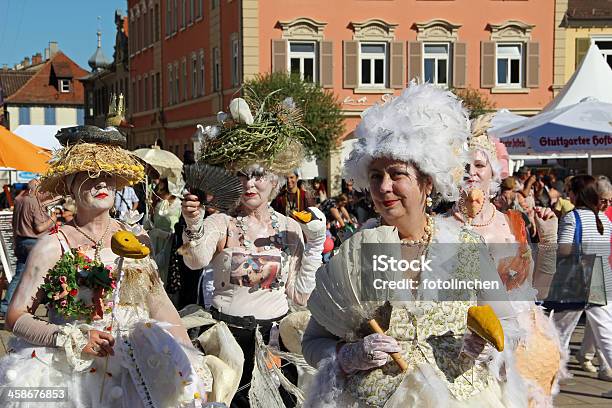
[294,207,327,294]
[337,333,401,374]
[55,323,94,372]
[460,331,495,365]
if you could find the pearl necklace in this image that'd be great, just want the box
[72,217,112,262]
[400,214,435,246]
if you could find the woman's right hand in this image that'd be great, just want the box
[337,333,401,374]
[181,194,201,219]
[81,329,115,358]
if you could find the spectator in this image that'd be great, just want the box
[553,175,612,389]
[320,194,356,244]
[114,185,139,220]
[0,179,56,316]
[271,170,315,215]
[61,198,76,224]
[578,175,612,379]
[514,166,537,208]
[311,177,328,205]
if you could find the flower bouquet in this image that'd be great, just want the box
[40,249,117,321]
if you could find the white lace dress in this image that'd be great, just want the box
[0,237,212,408]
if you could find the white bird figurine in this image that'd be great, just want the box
[229,98,254,125]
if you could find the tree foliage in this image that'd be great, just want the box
[243,72,345,160]
[453,86,496,119]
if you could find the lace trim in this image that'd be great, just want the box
[118,333,158,408]
[54,323,94,372]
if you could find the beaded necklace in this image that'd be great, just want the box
[235,205,290,259]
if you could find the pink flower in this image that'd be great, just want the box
[110,281,117,289]
[59,276,67,284]
[106,301,114,308]
[60,299,67,307]
[84,256,92,263]
[105,265,113,271]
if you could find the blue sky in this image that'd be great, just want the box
[0,0,127,70]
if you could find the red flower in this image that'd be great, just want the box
[49,225,59,235]
[31,350,37,358]
[105,325,112,331]
[69,288,78,297]
[83,265,90,270]
[59,276,67,284]
[110,281,117,289]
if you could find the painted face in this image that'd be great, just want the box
[71,172,117,212]
[465,149,493,194]
[368,158,431,226]
[238,172,276,209]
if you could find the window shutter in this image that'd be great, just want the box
[452,42,468,88]
[526,42,540,88]
[389,41,405,89]
[481,41,495,89]
[320,41,334,88]
[271,39,287,73]
[407,41,422,82]
[343,40,358,89]
[575,38,590,69]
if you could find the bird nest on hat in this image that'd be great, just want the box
[40,126,145,195]
[197,90,313,174]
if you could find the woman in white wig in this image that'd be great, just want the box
[303,83,526,407]
[444,113,564,406]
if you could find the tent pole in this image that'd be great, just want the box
[587,153,592,175]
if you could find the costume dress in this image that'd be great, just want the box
[0,229,212,408]
[303,216,528,408]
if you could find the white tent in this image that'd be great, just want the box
[544,42,612,111]
[12,125,64,151]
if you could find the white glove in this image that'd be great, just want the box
[294,207,327,294]
[338,333,402,374]
[534,208,557,244]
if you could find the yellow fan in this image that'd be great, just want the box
[467,305,504,352]
[111,230,150,259]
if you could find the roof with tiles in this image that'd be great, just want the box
[4,52,87,105]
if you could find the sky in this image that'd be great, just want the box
[0,0,127,70]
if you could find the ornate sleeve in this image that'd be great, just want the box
[181,213,228,270]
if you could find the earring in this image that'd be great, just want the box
[426,194,433,208]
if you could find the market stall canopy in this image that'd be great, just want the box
[0,125,52,172]
[544,42,612,112]
[13,125,64,150]
[490,98,612,155]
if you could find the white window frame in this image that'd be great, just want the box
[174,61,180,103]
[213,47,221,91]
[199,50,205,95]
[192,53,198,98]
[59,79,71,93]
[592,37,612,69]
[288,41,317,83]
[422,42,451,87]
[495,43,523,88]
[358,42,388,88]
[231,38,240,86]
[168,64,174,105]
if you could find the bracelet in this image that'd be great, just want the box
[185,223,205,241]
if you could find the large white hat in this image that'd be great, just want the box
[344,82,470,202]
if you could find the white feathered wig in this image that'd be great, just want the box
[469,113,503,195]
[344,83,470,202]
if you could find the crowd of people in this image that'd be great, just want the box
[0,83,611,407]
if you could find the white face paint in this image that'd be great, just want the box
[71,173,117,212]
[465,149,493,194]
[238,173,276,210]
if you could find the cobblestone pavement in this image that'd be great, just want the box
[1,317,611,406]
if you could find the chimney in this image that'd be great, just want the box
[32,53,42,65]
[49,41,59,58]
[44,47,50,60]
[23,57,30,67]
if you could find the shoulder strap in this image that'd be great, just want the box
[56,229,71,254]
[572,209,582,245]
